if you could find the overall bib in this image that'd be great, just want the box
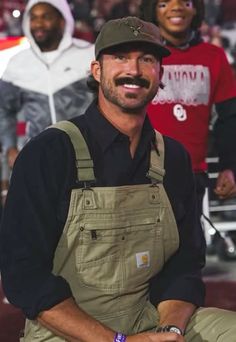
[23,121,236,341]
[23,121,179,341]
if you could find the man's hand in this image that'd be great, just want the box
[127,331,184,341]
[38,297,186,342]
[214,169,236,199]
[7,147,19,168]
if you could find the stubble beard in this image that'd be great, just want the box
[31,28,63,51]
[101,77,158,114]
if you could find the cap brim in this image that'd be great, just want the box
[96,40,170,59]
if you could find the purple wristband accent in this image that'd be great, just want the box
[114,332,127,342]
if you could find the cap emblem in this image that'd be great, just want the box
[125,19,142,36]
[133,27,141,36]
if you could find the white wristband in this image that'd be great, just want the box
[1,189,8,197]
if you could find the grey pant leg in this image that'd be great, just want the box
[185,307,236,342]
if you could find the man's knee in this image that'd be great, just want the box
[185,307,236,341]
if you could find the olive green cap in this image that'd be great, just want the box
[95,16,170,59]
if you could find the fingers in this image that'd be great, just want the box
[214,183,236,199]
[214,170,236,199]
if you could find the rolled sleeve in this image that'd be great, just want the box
[0,129,76,318]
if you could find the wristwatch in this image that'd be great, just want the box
[156,325,183,335]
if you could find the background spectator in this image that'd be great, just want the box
[139,0,236,209]
[0,0,94,202]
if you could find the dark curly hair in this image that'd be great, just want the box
[139,0,205,30]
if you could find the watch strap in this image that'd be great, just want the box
[156,325,183,335]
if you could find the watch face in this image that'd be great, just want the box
[168,326,182,335]
[156,325,183,335]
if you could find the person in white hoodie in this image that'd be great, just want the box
[0,0,94,172]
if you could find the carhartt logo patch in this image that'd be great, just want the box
[136,251,150,268]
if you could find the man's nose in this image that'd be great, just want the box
[32,18,44,28]
[127,59,142,76]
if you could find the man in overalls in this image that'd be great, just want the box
[1,16,236,342]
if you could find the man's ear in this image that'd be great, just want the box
[91,61,101,83]
[159,65,165,89]
[160,65,164,80]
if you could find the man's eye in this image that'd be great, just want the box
[44,14,53,20]
[114,55,126,61]
[142,56,155,63]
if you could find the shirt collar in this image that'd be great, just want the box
[163,30,203,50]
[84,100,155,153]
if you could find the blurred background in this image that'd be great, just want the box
[1,0,236,78]
[0,0,236,51]
[0,0,142,41]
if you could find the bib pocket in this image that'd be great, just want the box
[75,210,164,293]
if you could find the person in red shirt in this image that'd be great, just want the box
[139,0,236,209]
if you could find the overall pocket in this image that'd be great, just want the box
[75,209,164,293]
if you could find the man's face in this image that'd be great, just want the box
[92,46,162,114]
[30,3,65,51]
[156,0,196,40]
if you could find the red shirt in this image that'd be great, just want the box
[148,42,236,172]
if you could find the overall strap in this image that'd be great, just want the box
[51,120,95,182]
[147,130,166,183]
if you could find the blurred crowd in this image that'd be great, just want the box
[1,1,236,69]
[0,0,142,41]
[0,0,236,52]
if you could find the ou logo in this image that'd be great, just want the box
[173,104,187,121]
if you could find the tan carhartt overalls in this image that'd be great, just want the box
[23,121,236,342]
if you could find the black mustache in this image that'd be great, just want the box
[115,77,150,88]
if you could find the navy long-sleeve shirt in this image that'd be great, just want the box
[0,101,206,319]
